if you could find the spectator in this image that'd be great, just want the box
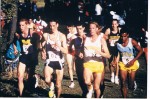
[33,15,47,36]
[110,11,125,26]
[31,0,38,18]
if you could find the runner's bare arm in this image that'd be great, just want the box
[41,33,48,47]
[95,38,111,58]
[40,33,48,60]
[132,39,143,61]
[13,43,18,55]
[68,39,74,53]
[125,39,143,67]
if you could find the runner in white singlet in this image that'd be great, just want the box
[41,19,67,98]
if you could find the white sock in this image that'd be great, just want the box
[50,82,54,90]
[111,72,114,77]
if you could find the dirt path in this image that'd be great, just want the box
[0,54,147,98]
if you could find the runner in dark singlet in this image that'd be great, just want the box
[104,19,121,84]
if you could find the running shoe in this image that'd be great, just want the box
[134,81,137,91]
[69,82,75,88]
[111,75,114,83]
[86,85,93,98]
[35,75,39,88]
[114,76,119,85]
[100,95,104,98]
[48,82,55,98]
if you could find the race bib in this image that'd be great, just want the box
[23,44,33,54]
[47,51,60,61]
[122,57,134,65]
[110,36,120,46]
[110,39,118,46]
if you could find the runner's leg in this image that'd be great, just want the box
[120,70,128,98]
[93,72,102,98]
[55,69,63,98]
[18,62,26,96]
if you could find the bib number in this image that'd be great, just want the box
[122,57,133,65]
[48,51,60,61]
[23,44,33,54]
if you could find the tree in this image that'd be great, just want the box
[0,0,18,72]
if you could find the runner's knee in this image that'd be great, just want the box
[55,83,61,89]
[68,66,73,70]
[94,84,100,91]
[45,77,51,84]
[84,79,91,85]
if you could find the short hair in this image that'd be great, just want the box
[76,21,85,27]
[120,27,129,35]
[89,21,102,34]
[19,18,28,24]
[49,18,59,24]
[112,19,119,23]
[67,23,75,27]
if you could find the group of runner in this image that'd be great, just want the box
[12,17,146,98]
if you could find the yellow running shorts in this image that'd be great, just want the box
[119,60,139,73]
[83,62,104,73]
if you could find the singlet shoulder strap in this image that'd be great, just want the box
[128,38,133,47]
[46,32,60,43]
[118,27,121,33]
[28,28,31,36]
[57,31,61,41]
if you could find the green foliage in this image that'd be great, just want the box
[1,0,18,22]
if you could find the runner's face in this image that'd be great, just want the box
[77,26,84,36]
[20,21,27,32]
[121,33,129,43]
[29,19,33,23]
[112,20,118,29]
[49,22,58,32]
[89,24,98,36]
[67,26,73,33]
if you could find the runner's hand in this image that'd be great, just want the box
[125,59,135,67]
[14,49,18,55]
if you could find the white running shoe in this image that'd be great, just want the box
[134,81,137,91]
[114,76,119,85]
[111,76,114,83]
[69,82,75,88]
[100,95,103,98]
[35,75,39,88]
[86,91,93,98]
[86,85,93,98]
[48,82,55,98]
